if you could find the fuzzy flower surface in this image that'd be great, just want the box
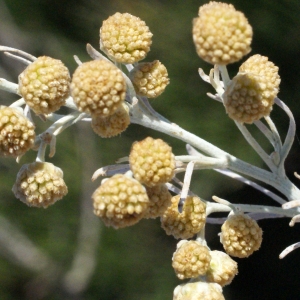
[161,195,206,239]
[19,56,70,115]
[100,12,153,64]
[144,184,172,219]
[129,137,175,187]
[91,103,130,138]
[92,174,149,229]
[12,162,68,208]
[0,106,35,157]
[223,54,280,123]
[71,59,126,117]
[193,2,252,65]
[173,281,225,300]
[206,250,238,286]
[129,60,169,98]
[220,214,263,258]
[172,240,211,279]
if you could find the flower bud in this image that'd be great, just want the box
[144,184,172,219]
[91,103,130,138]
[172,240,211,279]
[0,106,35,157]
[193,2,252,65]
[12,162,68,208]
[223,55,280,123]
[206,250,238,286]
[173,281,225,300]
[100,12,152,64]
[129,137,175,187]
[92,174,149,229]
[19,56,70,114]
[220,214,263,258]
[129,60,169,98]
[161,195,206,239]
[71,59,126,117]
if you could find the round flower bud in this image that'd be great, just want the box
[161,195,206,239]
[220,214,263,258]
[92,174,149,229]
[100,12,153,64]
[143,184,172,219]
[0,106,35,157]
[91,103,130,138]
[12,162,68,208]
[173,281,225,300]
[223,55,280,124]
[19,56,70,114]
[206,250,238,287]
[129,137,175,187]
[193,2,252,65]
[129,60,169,98]
[71,60,126,117]
[239,54,280,79]
[172,240,211,279]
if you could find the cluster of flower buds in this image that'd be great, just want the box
[193,1,280,125]
[0,0,284,299]
[171,240,238,298]
[5,9,171,209]
[92,136,176,228]
[170,1,269,298]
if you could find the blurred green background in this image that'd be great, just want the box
[1,0,300,299]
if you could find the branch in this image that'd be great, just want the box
[130,98,300,200]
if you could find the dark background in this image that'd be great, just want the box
[1,0,300,299]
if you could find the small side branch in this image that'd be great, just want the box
[279,242,300,259]
[0,46,36,62]
[175,155,228,170]
[186,144,286,205]
[234,121,277,172]
[275,98,296,171]
[178,161,195,212]
[0,78,19,94]
[254,119,282,152]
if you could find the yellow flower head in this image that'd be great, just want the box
[193,2,252,65]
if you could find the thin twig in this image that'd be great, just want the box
[254,119,282,151]
[4,51,31,65]
[186,144,286,205]
[234,121,277,172]
[0,46,36,61]
[178,161,195,212]
[279,242,300,259]
[275,98,296,171]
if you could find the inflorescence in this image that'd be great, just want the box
[0,2,300,299]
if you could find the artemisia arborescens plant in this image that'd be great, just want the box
[0,2,300,299]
